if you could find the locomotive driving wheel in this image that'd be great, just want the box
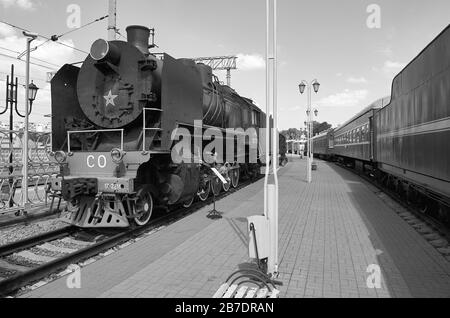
[231,165,240,188]
[211,176,222,196]
[133,186,154,226]
[197,176,211,202]
[222,169,231,192]
[182,196,195,208]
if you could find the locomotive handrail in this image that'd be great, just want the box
[142,108,163,153]
[67,129,124,153]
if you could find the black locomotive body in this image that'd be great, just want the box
[50,25,268,228]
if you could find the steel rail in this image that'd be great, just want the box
[0,226,77,257]
[0,174,264,297]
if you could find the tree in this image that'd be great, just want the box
[312,121,332,136]
[280,128,302,140]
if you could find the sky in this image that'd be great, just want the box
[0,0,449,129]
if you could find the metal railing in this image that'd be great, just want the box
[0,130,59,214]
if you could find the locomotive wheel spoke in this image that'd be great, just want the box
[211,176,221,196]
[222,172,231,192]
[134,187,154,226]
[197,179,210,202]
[231,167,240,188]
[182,195,195,208]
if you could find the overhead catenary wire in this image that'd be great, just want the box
[54,15,108,40]
[0,52,56,70]
[0,46,60,68]
[32,14,109,53]
[0,20,89,55]
[115,29,127,40]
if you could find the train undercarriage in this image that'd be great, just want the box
[315,154,450,226]
[49,160,261,228]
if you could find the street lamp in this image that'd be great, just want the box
[27,81,39,105]
[298,82,306,94]
[312,80,320,93]
[298,79,320,183]
[22,31,38,210]
[17,81,39,117]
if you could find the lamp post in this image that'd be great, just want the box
[298,79,320,183]
[311,109,318,156]
[22,31,38,210]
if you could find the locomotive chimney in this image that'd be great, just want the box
[126,25,150,54]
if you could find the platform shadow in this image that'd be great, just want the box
[327,162,450,298]
[226,217,250,249]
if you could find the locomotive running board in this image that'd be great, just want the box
[61,196,130,228]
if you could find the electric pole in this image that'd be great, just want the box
[108,0,117,41]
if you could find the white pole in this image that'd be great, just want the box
[266,0,278,276]
[22,33,36,209]
[263,0,270,216]
[307,84,312,183]
[108,0,117,41]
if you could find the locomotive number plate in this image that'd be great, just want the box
[104,183,122,191]
[97,178,134,194]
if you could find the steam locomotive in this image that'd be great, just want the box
[49,25,272,228]
[313,25,450,223]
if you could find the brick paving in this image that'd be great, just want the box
[21,157,450,298]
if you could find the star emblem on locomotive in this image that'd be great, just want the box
[104,90,118,107]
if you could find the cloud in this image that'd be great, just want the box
[0,23,16,38]
[346,76,368,84]
[237,53,265,70]
[0,35,76,69]
[317,89,369,107]
[373,60,406,77]
[0,0,35,10]
[377,47,393,58]
[284,105,302,112]
[0,33,76,123]
[383,60,406,75]
[336,73,343,77]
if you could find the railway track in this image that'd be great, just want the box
[0,174,263,297]
[332,160,450,259]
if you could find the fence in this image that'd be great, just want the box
[0,130,59,215]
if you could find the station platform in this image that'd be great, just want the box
[21,157,450,298]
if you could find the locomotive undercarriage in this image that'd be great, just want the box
[50,159,255,228]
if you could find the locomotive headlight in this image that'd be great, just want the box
[90,39,109,61]
[54,151,67,164]
[90,39,121,65]
[111,148,126,164]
